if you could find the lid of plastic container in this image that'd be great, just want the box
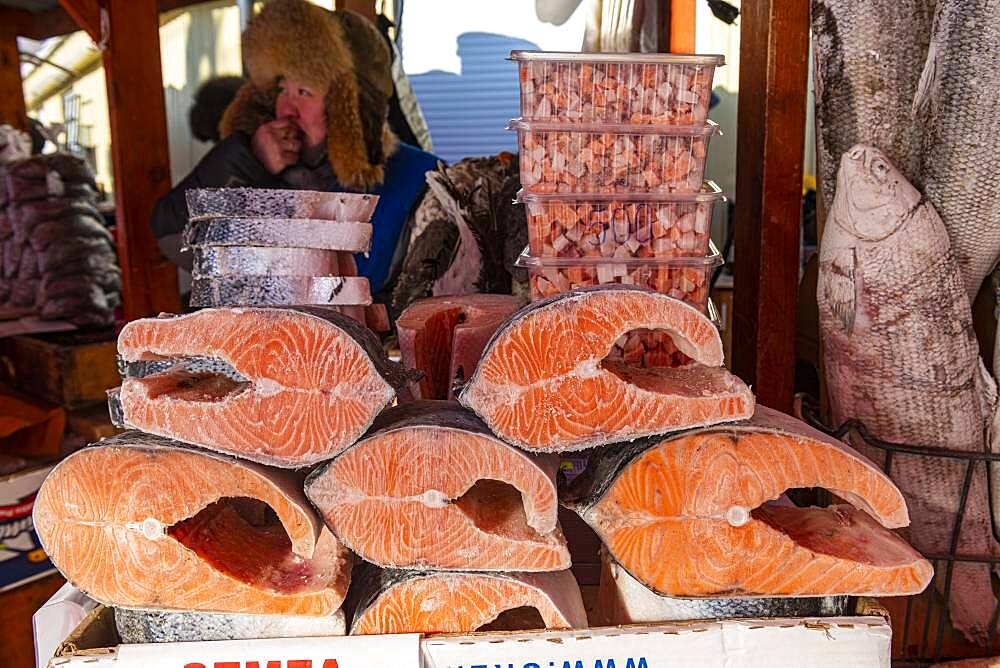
[509,51,725,66]
[506,118,721,136]
[515,240,724,269]
[516,181,725,204]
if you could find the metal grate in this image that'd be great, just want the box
[798,397,1000,665]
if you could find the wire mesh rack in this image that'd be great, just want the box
[798,396,1000,666]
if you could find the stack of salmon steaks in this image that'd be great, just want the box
[30,66,935,639]
[184,187,387,330]
[31,286,933,641]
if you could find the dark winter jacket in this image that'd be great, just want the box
[150,132,440,295]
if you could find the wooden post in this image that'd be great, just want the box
[103,0,180,319]
[731,0,809,412]
[0,29,28,131]
[339,0,376,21]
[669,0,696,53]
[57,0,101,42]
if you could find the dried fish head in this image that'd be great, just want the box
[833,145,919,242]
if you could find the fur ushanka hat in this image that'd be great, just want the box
[220,0,398,189]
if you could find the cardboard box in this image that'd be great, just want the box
[34,584,99,668]
[0,463,56,592]
[49,606,422,668]
[421,618,892,667]
[49,605,890,668]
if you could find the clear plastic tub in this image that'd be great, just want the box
[516,242,722,310]
[518,182,724,258]
[517,246,724,368]
[510,119,719,194]
[511,51,725,125]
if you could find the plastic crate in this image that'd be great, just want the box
[511,51,724,125]
[518,181,724,258]
[511,119,719,194]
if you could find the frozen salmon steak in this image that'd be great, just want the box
[397,294,524,400]
[184,218,372,252]
[185,188,378,222]
[349,566,587,635]
[115,306,404,467]
[305,401,570,571]
[191,246,342,278]
[32,431,352,615]
[115,607,346,643]
[190,275,372,309]
[563,406,933,597]
[595,549,847,625]
[459,285,754,451]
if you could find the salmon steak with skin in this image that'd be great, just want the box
[184,188,378,222]
[32,431,352,615]
[305,401,570,571]
[348,565,587,635]
[563,406,933,598]
[397,294,524,400]
[115,306,404,467]
[459,285,754,451]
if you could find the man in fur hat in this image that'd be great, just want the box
[151,0,440,297]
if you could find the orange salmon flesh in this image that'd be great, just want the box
[33,433,351,615]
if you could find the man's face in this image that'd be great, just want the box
[275,77,326,148]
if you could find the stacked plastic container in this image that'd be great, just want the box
[510,51,726,359]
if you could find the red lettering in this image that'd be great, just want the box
[286,662,312,668]
[322,661,340,668]
[214,663,241,668]
[0,498,36,520]
[183,664,206,668]
[245,663,282,668]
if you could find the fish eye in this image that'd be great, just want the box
[873,160,888,179]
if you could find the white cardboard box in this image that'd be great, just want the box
[420,618,892,667]
[34,583,98,668]
[48,606,890,668]
[48,606,421,668]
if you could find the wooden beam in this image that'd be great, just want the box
[57,0,101,42]
[0,30,28,131]
[656,0,670,52]
[339,0,376,21]
[10,0,212,41]
[25,7,82,41]
[0,8,34,37]
[669,0,696,53]
[731,0,809,412]
[103,0,179,319]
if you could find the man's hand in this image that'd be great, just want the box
[251,118,302,174]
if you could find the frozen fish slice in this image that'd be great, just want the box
[184,217,372,252]
[185,188,378,222]
[596,549,848,624]
[397,294,524,400]
[306,401,570,571]
[563,406,933,598]
[190,275,372,308]
[459,285,753,451]
[115,306,402,467]
[349,566,587,635]
[33,432,352,615]
[115,608,346,643]
[191,246,341,277]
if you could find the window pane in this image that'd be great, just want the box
[402,0,587,163]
